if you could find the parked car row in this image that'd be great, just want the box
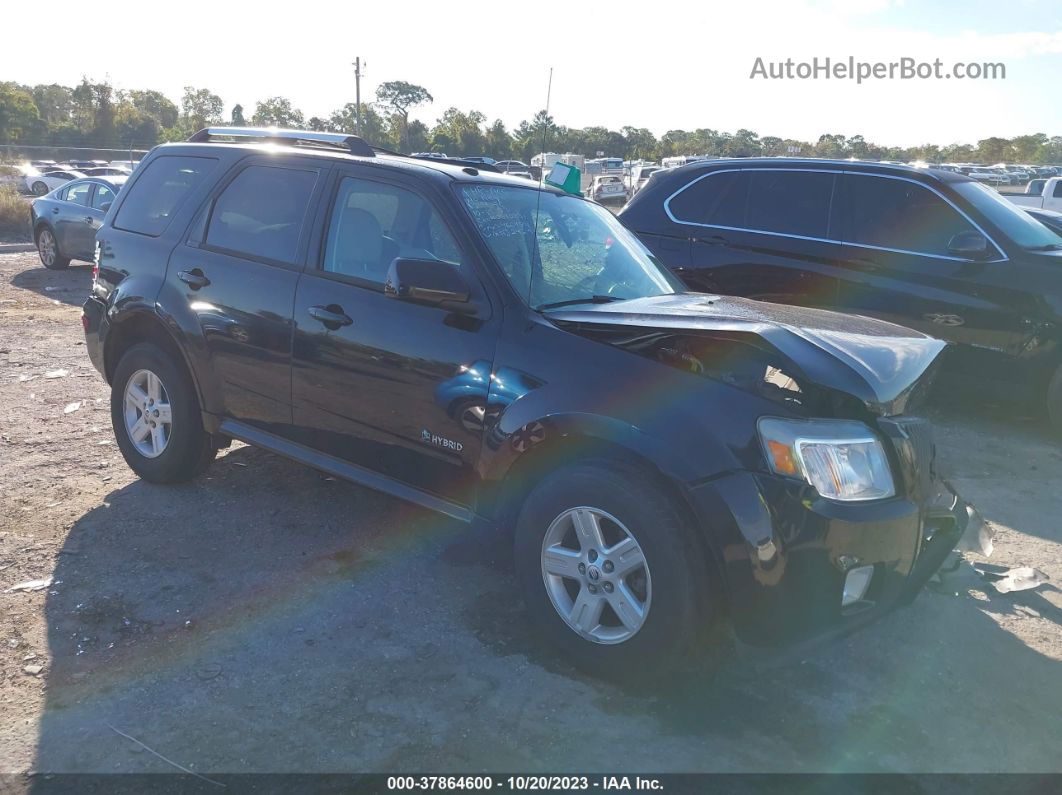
[61,128,987,682]
[20,159,136,195]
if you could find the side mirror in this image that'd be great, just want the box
[384,258,476,314]
[947,231,991,260]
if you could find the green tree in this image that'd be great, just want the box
[327,102,393,147]
[431,108,487,156]
[484,119,513,159]
[31,84,73,129]
[375,81,433,152]
[251,96,305,128]
[181,86,224,131]
[130,89,178,128]
[0,83,41,143]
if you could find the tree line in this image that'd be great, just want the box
[2,77,1061,165]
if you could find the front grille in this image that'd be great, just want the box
[877,416,936,500]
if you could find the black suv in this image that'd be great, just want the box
[620,158,1062,431]
[83,129,974,679]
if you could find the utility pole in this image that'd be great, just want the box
[352,57,363,137]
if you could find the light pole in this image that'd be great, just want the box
[352,57,364,137]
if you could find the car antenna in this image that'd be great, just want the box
[527,67,553,309]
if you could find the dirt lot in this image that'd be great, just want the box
[0,251,1060,780]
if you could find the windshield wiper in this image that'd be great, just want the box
[536,295,624,311]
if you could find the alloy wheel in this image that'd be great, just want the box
[540,506,652,644]
[38,230,55,267]
[123,368,173,458]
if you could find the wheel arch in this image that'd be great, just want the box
[102,310,217,431]
[481,422,729,594]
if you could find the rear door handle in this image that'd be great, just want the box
[177,268,210,289]
[308,304,353,328]
[698,234,729,245]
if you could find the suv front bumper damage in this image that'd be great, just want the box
[688,468,977,647]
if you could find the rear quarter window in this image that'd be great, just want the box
[114,155,217,237]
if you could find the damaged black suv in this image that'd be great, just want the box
[83,128,975,679]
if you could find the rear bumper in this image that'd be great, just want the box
[82,295,108,379]
[688,470,972,646]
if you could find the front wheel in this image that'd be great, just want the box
[111,343,216,483]
[31,181,49,196]
[514,458,720,681]
[37,227,69,270]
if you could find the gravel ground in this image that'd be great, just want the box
[0,251,1059,781]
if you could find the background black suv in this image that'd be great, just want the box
[82,130,973,680]
[620,159,1062,431]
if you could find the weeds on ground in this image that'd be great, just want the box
[0,185,31,242]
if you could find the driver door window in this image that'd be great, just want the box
[91,183,115,211]
[322,176,462,285]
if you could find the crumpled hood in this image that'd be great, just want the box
[546,293,947,414]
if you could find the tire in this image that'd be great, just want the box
[513,458,720,682]
[1048,363,1062,437]
[110,342,216,483]
[36,227,69,270]
[31,181,49,196]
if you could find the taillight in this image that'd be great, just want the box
[92,242,101,281]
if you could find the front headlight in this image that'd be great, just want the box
[758,417,895,502]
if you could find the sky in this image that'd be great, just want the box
[3,0,1061,147]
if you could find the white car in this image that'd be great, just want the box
[24,169,86,196]
[627,164,661,195]
[586,175,628,205]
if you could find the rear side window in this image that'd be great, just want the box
[1054,182,1062,198]
[204,165,318,264]
[745,170,834,238]
[845,175,975,257]
[66,182,92,206]
[114,156,216,236]
[668,171,749,228]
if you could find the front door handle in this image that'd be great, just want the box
[177,268,210,289]
[308,304,353,328]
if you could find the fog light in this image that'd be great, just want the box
[842,565,874,607]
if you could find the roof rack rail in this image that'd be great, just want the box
[187,127,374,157]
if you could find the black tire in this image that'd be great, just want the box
[31,181,49,196]
[1048,363,1062,437]
[514,458,720,682]
[36,227,70,270]
[110,342,216,483]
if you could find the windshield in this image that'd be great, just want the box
[457,184,681,310]
[953,181,1062,250]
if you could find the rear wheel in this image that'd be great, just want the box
[37,227,69,270]
[111,343,216,483]
[514,458,720,681]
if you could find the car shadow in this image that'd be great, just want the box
[27,444,1062,776]
[11,259,93,307]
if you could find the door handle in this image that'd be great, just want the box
[698,234,729,245]
[308,304,353,328]
[177,268,211,289]
[51,208,59,214]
